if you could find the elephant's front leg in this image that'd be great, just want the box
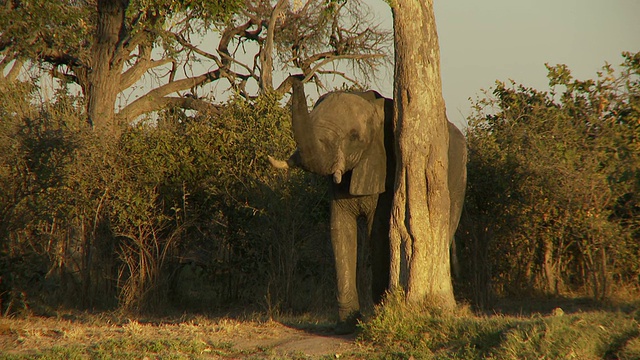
[330,197,360,333]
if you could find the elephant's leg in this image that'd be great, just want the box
[330,196,360,326]
[370,192,391,304]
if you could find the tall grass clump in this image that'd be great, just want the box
[361,292,640,359]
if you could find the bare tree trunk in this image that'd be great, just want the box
[389,0,455,309]
[543,237,558,295]
[87,0,128,134]
[260,0,287,92]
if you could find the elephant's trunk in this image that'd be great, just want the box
[286,77,345,183]
[290,78,314,151]
[290,78,330,174]
[331,146,346,184]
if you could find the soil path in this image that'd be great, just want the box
[224,322,360,357]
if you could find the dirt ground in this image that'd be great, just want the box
[0,314,366,358]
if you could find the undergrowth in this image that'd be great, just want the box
[360,292,640,359]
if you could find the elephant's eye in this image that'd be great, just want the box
[348,129,360,141]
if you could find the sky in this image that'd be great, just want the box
[34,0,636,127]
[367,0,640,128]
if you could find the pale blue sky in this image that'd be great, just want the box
[368,0,640,128]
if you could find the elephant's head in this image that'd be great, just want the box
[269,77,390,195]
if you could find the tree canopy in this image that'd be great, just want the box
[1,0,391,131]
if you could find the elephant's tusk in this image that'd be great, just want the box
[267,156,290,169]
[333,170,343,184]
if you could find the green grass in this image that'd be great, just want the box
[359,294,640,359]
[2,299,638,359]
[1,337,239,360]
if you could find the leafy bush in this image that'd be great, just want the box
[461,51,640,302]
[0,85,333,315]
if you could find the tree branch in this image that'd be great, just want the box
[275,53,383,94]
[50,66,79,84]
[118,69,222,122]
[159,96,223,115]
[1,56,24,83]
[119,44,174,91]
[260,0,288,92]
[39,49,86,68]
[171,32,223,67]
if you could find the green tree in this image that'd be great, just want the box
[463,52,640,301]
[0,0,390,133]
[1,0,390,313]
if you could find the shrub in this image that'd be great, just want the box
[0,86,333,314]
[461,52,640,302]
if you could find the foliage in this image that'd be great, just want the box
[0,79,331,314]
[137,93,333,313]
[0,83,89,315]
[0,0,390,127]
[461,51,640,302]
[0,0,385,316]
[0,0,240,58]
[0,1,92,61]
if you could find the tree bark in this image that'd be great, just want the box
[87,0,128,134]
[389,0,455,308]
[259,0,287,92]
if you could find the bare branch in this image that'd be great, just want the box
[275,53,383,94]
[120,44,174,91]
[273,0,391,89]
[50,66,79,84]
[118,69,223,122]
[161,96,223,115]
[171,32,223,67]
[260,0,288,91]
[39,49,87,68]
[316,69,360,87]
[1,56,24,83]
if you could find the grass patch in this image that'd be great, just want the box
[87,338,211,359]
[359,292,640,359]
[2,338,221,360]
[0,316,255,360]
[2,302,638,359]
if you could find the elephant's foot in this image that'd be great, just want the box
[334,311,362,335]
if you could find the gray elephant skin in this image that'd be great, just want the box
[268,77,467,334]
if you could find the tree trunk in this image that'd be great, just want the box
[87,0,128,134]
[389,0,454,309]
[259,0,287,92]
[543,237,558,295]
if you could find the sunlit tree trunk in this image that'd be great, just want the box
[87,0,128,134]
[389,0,455,308]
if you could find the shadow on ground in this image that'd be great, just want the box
[483,295,639,316]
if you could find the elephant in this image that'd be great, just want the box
[268,76,467,334]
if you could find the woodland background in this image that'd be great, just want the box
[0,0,638,317]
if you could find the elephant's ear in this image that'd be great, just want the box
[350,97,387,196]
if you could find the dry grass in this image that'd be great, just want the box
[0,312,363,359]
[361,292,640,359]
[1,295,638,359]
